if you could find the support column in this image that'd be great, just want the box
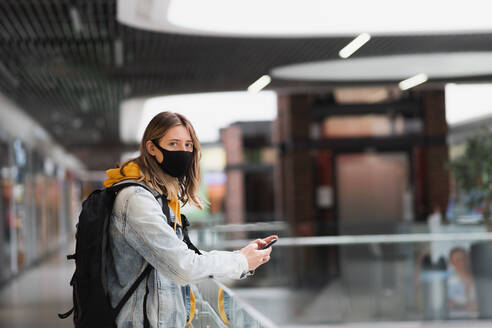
[421,89,449,217]
[274,94,315,235]
[221,125,245,226]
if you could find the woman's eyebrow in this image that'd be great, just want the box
[168,138,193,142]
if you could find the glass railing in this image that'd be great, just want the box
[193,223,492,327]
[191,278,278,328]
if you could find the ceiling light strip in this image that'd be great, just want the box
[248,75,271,93]
[339,33,371,59]
[399,73,428,90]
[69,7,83,35]
[114,39,124,67]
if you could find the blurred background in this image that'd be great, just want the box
[2,1,492,327]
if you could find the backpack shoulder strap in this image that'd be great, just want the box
[113,264,152,317]
[180,214,202,255]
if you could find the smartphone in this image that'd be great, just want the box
[261,238,278,249]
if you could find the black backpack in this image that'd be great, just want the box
[58,181,201,328]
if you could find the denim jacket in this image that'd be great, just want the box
[105,184,249,327]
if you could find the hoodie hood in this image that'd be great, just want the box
[104,161,183,229]
[104,162,142,187]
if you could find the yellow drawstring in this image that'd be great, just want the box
[218,288,230,326]
[185,288,196,327]
[167,199,182,232]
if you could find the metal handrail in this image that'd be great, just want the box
[205,221,288,233]
[202,232,492,249]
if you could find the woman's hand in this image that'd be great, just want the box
[250,235,278,250]
[239,235,278,271]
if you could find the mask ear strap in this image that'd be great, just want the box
[151,139,164,152]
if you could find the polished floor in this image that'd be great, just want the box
[0,253,74,328]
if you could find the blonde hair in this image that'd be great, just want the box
[120,111,203,209]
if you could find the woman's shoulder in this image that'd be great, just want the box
[114,181,158,206]
[113,184,165,221]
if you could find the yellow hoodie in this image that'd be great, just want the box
[104,162,182,230]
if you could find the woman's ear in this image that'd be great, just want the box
[146,140,155,156]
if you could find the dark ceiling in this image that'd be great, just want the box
[1,1,492,170]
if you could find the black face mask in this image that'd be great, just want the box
[152,140,193,178]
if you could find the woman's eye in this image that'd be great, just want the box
[186,143,193,148]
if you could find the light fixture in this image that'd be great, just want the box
[118,0,492,37]
[114,39,124,67]
[79,96,90,113]
[69,6,83,35]
[399,73,428,90]
[271,52,492,81]
[248,75,271,93]
[339,33,371,59]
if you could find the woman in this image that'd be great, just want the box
[103,111,277,327]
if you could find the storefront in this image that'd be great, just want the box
[0,135,12,282]
[0,137,81,285]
